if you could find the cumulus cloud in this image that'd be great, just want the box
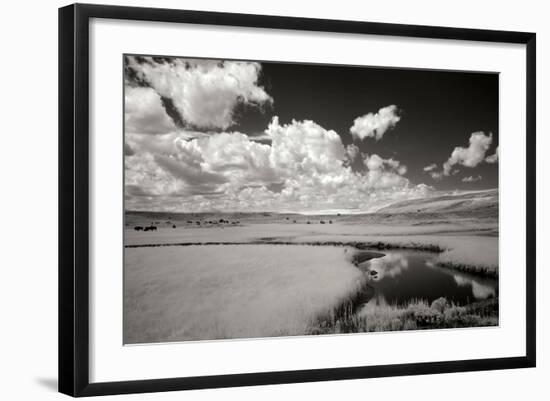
[125,86,177,135]
[267,117,346,175]
[361,154,409,190]
[423,163,437,172]
[126,56,272,130]
[430,171,444,180]
[350,105,401,141]
[345,144,360,163]
[426,131,495,180]
[485,146,499,163]
[442,132,493,175]
[125,116,431,212]
[462,175,482,182]
[364,154,407,176]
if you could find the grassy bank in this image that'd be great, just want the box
[125,236,498,278]
[308,296,498,335]
[437,261,498,278]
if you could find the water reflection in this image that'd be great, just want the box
[361,293,389,310]
[367,253,409,280]
[359,249,498,308]
[453,274,496,300]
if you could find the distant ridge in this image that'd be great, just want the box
[376,189,498,215]
[125,189,499,219]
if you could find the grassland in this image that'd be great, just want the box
[124,190,499,342]
[125,221,498,277]
[124,244,365,344]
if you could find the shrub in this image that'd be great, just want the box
[410,304,440,326]
[403,319,417,330]
[430,297,448,313]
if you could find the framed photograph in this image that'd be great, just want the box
[59,3,536,397]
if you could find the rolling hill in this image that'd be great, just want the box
[376,189,498,216]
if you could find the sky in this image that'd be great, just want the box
[124,55,499,213]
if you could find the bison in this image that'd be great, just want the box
[134,226,144,231]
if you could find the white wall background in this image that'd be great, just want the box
[0,0,547,399]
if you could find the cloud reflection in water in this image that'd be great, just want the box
[453,274,495,299]
[368,253,409,280]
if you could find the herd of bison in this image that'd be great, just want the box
[133,217,335,232]
[133,219,240,232]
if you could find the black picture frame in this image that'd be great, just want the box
[59,3,536,397]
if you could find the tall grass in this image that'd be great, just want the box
[307,296,498,335]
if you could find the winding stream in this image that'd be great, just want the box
[353,249,498,311]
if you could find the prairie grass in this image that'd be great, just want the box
[125,222,498,277]
[124,244,365,344]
